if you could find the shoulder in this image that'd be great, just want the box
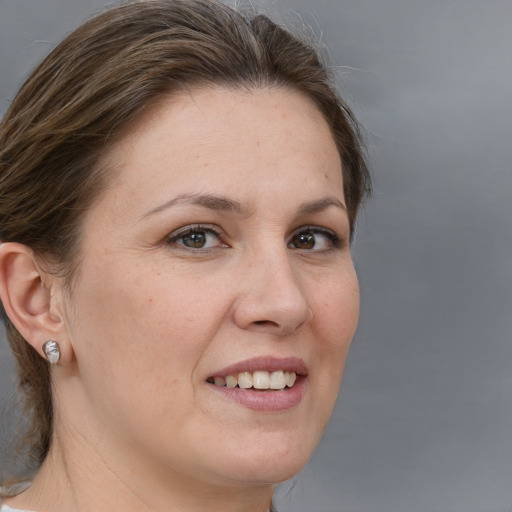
[0,481,33,511]
[1,506,38,512]
[0,481,31,497]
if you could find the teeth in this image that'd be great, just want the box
[284,371,296,388]
[238,372,253,389]
[213,376,226,387]
[270,371,286,389]
[225,375,237,388]
[210,370,297,390]
[253,371,270,389]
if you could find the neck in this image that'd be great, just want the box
[6,430,274,512]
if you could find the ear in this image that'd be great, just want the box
[0,242,73,365]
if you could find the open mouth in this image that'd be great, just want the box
[207,370,297,390]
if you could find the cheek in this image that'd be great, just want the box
[316,268,359,349]
[294,270,359,451]
[310,267,359,404]
[67,259,221,388]
[64,260,233,439]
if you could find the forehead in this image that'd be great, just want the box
[97,86,343,211]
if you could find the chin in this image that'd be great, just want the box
[217,458,309,487]
[215,430,319,486]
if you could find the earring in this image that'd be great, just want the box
[42,340,61,365]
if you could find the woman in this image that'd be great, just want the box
[0,1,370,511]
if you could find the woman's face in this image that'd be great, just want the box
[59,87,359,488]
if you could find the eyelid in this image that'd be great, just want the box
[164,223,346,252]
[167,223,222,240]
[288,225,344,250]
[165,223,227,250]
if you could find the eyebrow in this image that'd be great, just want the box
[142,193,253,219]
[297,197,347,215]
[141,193,346,219]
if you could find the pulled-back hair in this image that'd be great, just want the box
[0,0,370,472]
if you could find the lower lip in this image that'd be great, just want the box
[207,376,307,412]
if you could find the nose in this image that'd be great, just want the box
[232,247,312,336]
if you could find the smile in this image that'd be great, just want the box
[207,370,297,390]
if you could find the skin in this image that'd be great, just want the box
[3,86,359,512]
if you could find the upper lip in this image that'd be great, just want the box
[209,356,308,378]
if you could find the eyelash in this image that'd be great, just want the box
[165,224,226,252]
[165,224,344,253]
[288,226,343,252]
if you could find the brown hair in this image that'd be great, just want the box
[0,0,370,473]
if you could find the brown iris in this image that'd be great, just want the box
[182,231,207,248]
[292,232,315,249]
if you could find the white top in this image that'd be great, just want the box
[1,506,36,512]
[1,503,275,512]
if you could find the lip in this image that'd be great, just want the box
[206,356,308,412]
[209,356,308,378]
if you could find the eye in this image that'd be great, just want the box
[166,225,226,250]
[288,227,341,252]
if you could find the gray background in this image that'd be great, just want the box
[1,1,511,511]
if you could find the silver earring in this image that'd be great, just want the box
[43,340,60,364]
